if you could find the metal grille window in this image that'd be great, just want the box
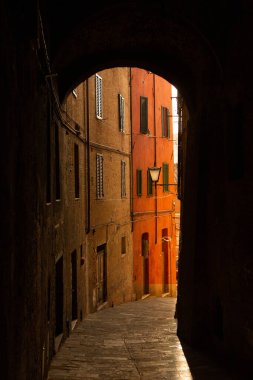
[121,160,126,198]
[161,106,170,138]
[163,163,169,192]
[95,74,103,119]
[136,169,142,196]
[147,170,153,196]
[118,94,125,132]
[140,96,148,134]
[96,154,104,199]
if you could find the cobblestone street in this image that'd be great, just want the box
[47,297,240,380]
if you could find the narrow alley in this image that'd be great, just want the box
[47,297,239,380]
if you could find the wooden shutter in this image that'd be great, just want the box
[140,96,148,133]
[162,106,170,138]
[121,160,126,197]
[163,163,169,192]
[147,170,153,196]
[136,169,142,196]
[74,144,79,198]
[95,74,103,119]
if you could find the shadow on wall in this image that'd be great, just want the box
[180,341,249,380]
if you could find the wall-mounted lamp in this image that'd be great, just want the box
[148,166,177,186]
[148,166,161,182]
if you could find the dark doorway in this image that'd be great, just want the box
[97,244,107,306]
[55,256,63,337]
[162,228,169,293]
[142,233,149,294]
[71,250,78,321]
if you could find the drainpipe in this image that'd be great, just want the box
[85,79,91,234]
[130,68,134,232]
[153,74,158,244]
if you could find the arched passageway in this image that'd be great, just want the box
[2,1,253,379]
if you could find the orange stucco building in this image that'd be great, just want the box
[131,68,178,299]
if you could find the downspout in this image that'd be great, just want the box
[130,68,134,232]
[85,79,91,234]
[153,74,158,244]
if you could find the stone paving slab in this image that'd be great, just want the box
[47,297,241,380]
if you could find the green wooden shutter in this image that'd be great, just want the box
[167,108,170,139]
[140,96,148,133]
[163,163,169,192]
[136,169,142,196]
[147,170,153,196]
[162,106,170,138]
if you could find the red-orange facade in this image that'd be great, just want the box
[131,68,177,299]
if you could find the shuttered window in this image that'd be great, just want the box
[95,74,103,119]
[147,170,153,196]
[96,154,104,199]
[163,163,169,192]
[121,160,126,198]
[161,106,170,138]
[118,94,125,132]
[74,144,80,198]
[140,96,148,134]
[136,169,142,196]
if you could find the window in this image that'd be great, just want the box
[46,99,51,203]
[55,123,61,200]
[74,144,80,198]
[140,96,148,134]
[121,160,126,197]
[142,233,149,258]
[136,169,142,196]
[121,236,126,255]
[147,170,153,196]
[96,153,104,199]
[95,74,103,119]
[118,94,125,132]
[163,163,169,192]
[161,106,170,138]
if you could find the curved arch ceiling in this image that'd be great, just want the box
[45,1,222,109]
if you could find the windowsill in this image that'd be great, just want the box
[46,202,52,206]
[55,199,61,202]
[75,197,80,200]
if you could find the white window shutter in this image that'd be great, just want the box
[96,154,104,198]
[96,74,103,119]
[118,94,125,132]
